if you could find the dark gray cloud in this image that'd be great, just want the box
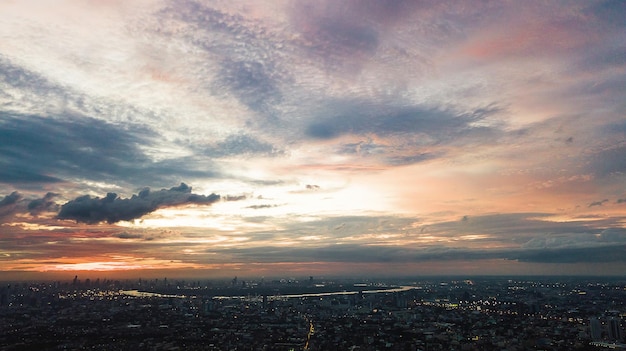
[521,234,598,250]
[589,145,626,176]
[512,245,626,263]
[221,242,626,265]
[0,113,218,187]
[304,102,502,142]
[0,191,21,207]
[224,195,247,202]
[112,232,145,240]
[425,213,584,240]
[599,228,626,243]
[617,198,626,204]
[199,134,282,158]
[0,191,62,222]
[306,123,338,140]
[0,169,62,184]
[604,120,626,134]
[221,244,499,264]
[423,213,626,252]
[0,191,70,225]
[0,113,149,184]
[0,191,22,221]
[57,183,219,224]
[577,122,626,177]
[246,204,279,210]
[589,199,609,207]
[386,153,439,166]
[584,0,626,28]
[27,192,59,215]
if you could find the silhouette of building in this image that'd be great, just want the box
[608,317,623,342]
[590,318,602,341]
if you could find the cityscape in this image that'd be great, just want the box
[1,275,625,350]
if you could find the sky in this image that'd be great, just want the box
[1,0,626,280]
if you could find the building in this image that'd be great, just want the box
[591,318,603,341]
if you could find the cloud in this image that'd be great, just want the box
[246,204,279,210]
[617,198,626,204]
[0,56,71,116]
[157,0,287,115]
[591,146,626,176]
[112,232,145,240]
[521,234,597,250]
[588,199,609,207]
[512,227,626,263]
[0,191,63,224]
[0,112,220,188]
[224,195,247,202]
[220,241,626,265]
[599,228,626,243]
[221,244,500,264]
[288,1,421,71]
[215,59,283,113]
[27,192,59,215]
[57,183,219,224]
[304,102,503,143]
[0,191,23,221]
[584,0,626,28]
[0,191,21,207]
[512,245,626,263]
[0,113,150,184]
[385,153,438,166]
[200,134,282,158]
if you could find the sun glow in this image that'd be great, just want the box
[34,257,203,272]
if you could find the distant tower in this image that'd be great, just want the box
[0,287,7,307]
[396,294,408,309]
[608,317,623,341]
[202,299,214,314]
[590,318,602,341]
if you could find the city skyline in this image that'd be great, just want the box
[1,0,626,280]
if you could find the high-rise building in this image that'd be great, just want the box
[0,288,7,307]
[608,317,623,342]
[590,318,602,341]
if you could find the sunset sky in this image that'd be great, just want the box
[1,0,626,280]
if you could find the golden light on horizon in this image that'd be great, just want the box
[32,256,204,272]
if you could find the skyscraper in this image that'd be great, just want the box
[590,318,602,341]
[608,318,623,342]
